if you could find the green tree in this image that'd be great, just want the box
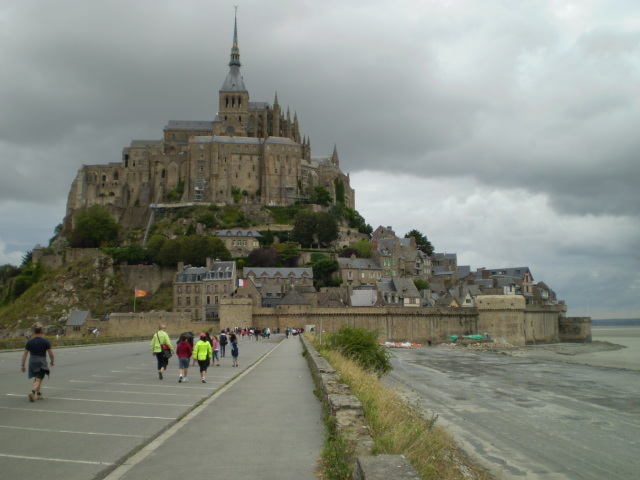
[292,210,317,247]
[197,212,218,229]
[313,186,332,206]
[316,212,339,247]
[247,248,279,267]
[404,229,434,256]
[70,205,119,248]
[325,325,392,375]
[352,239,372,258]
[414,279,430,291]
[273,242,300,267]
[312,257,340,288]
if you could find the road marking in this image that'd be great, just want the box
[5,394,192,407]
[0,407,174,420]
[0,452,113,465]
[0,424,146,438]
[42,387,205,397]
[69,380,223,387]
[103,340,284,479]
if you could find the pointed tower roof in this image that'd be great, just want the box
[220,8,247,92]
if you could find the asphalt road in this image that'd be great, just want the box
[384,345,640,480]
[0,337,284,479]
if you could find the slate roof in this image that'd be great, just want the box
[244,267,312,279]
[391,278,420,297]
[457,265,472,278]
[481,267,533,281]
[175,266,207,283]
[220,65,247,92]
[278,288,308,306]
[216,230,262,238]
[350,289,378,307]
[337,258,381,270]
[203,262,235,281]
[66,310,90,327]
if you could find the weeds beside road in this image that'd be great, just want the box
[311,327,490,480]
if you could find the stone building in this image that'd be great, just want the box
[337,255,383,286]
[63,12,355,233]
[215,229,262,257]
[371,226,431,280]
[173,259,237,320]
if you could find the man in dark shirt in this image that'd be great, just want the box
[21,325,55,402]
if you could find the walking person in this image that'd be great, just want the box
[151,325,174,380]
[21,324,55,402]
[230,333,239,367]
[211,335,220,366]
[176,334,193,383]
[192,333,212,382]
[219,330,228,357]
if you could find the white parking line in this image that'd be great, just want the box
[42,387,205,397]
[0,424,146,438]
[0,407,173,420]
[5,394,192,407]
[69,380,223,388]
[0,452,113,465]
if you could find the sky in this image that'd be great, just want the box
[1,0,639,319]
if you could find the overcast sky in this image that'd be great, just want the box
[1,0,639,319]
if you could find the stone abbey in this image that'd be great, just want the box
[64,13,355,227]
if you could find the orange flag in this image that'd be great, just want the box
[135,289,148,298]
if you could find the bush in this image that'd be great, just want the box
[325,325,391,375]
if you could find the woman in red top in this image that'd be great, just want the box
[176,334,193,383]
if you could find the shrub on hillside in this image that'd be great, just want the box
[325,325,391,375]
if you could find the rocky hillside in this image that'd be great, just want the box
[0,253,173,337]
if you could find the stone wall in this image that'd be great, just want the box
[558,316,592,342]
[301,334,420,479]
[33,248,102,270]
[119,264,176,293]
[73,312,220,338]
[218,296,579,346]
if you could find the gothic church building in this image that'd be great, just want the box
[65,13,355,227]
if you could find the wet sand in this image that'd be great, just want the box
[510,325,640,371]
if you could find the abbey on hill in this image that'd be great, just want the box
[63,13,354,232]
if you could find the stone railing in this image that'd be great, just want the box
[300,335,420,480]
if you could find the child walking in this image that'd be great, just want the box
[230,333,239,367]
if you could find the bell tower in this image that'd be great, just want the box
[216,7,249,136]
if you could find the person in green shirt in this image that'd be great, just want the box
[151,325,173,380]
[192,333,213,383]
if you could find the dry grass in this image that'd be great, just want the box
[321,348,491,480]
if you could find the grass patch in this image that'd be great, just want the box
[321,405,354,480]
[316,343,490,480]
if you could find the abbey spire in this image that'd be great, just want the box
[217,7,249,136]
[229,7,241,67]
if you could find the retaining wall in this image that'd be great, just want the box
[301,334,420,479]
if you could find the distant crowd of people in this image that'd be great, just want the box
[150,324,304,381]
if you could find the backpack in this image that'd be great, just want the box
[220,333,228,345]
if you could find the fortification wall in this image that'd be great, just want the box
[76,312,219,338]
[524,306,563,344]
[220,296,573,346]
[33,248,102,270]
[559,316,592,342]
[119,265,176,293]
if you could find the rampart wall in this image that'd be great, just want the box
[69,296,586,346]
[71,312,219,338]
[217,296,580,346]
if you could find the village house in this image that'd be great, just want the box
[173,259,237,320]
[215,229,262,257]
